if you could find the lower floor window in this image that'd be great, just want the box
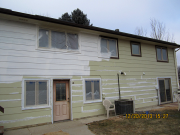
[85,80,101,102]
[25,80,49,107]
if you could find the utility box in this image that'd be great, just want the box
[115,99,134,115]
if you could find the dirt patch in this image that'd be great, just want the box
[151,106,178,111]
[88,106,180,135]
[43,130,69,135]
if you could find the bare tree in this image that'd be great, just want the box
[150,18,166,40]
[135,18,175,43]
[165,31,175,43]
[134,27,147,37]
[150,18,175,42]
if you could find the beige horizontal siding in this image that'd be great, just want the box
[0,19,178,128]
[0,87,21,94]
[0,100,21,108]
[0,107,51,116]
[0,110,51,129]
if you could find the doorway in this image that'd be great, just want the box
[53,80,70,121]
[158,78,172,104]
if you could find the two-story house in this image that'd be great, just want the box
[0,8,179,129]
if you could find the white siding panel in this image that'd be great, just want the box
[0,55,89,66]
[0,47,81,60]
[81,46,98,52]
[0,24,36,34]
[78,55,102,61]
[0,75,23,83]
[0,68,89,76]
[80,33,98,43]
[0,62,85,70]
[0,19,35,29]
[0,30,36,40]
[0,47,100,59]
[0,37,35,45]
[0,49,99,64]
[81,42,98,48]
[0,25,97,81]
[81,51,98,57]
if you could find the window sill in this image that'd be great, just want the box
[22,105,50,110]
[157,60,169,63]
[84,100,102,104]
[98,53,118,59]
[131,54,142,57]
[36,47,81,54]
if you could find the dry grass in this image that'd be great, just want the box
[88,106,180,135]
[151,106,178,111]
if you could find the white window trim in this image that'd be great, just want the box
[22,78,51,110]
[98,37,118,59]
[36,26,81,54]
[83,78,102,104]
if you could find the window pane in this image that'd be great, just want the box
[67,33,78,50]
[101,38,108,53]
[132,44,140,55]
[109,39,117,57]
[162,49,167,61]
[38,82,47,105]
[165,79,170,89]
[51,31,66,49]
[86,81,92,100]
[56,83,66,101]
[39,29,49,48]
[159,80,166,102]
[157,48,162,60]
[165,79,171,101]
[94,80,100,99]
[26,82,35,106]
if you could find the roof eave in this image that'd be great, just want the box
[0,8,179,47]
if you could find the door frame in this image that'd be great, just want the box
[51,78,72,124]
[156,77,173,105]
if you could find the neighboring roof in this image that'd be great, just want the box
[0,8,179,47]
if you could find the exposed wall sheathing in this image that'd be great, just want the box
[0,19,178,128]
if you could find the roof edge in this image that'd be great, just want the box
[0,8,179,47]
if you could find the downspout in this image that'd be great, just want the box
[174,48,179,101]
[117,73,121,100]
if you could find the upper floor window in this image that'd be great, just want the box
[156,46,168,62]
[39,29,78,50]
[130,41,141,57]
[100,37,118,59]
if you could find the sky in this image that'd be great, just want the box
[1,0,180,65]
